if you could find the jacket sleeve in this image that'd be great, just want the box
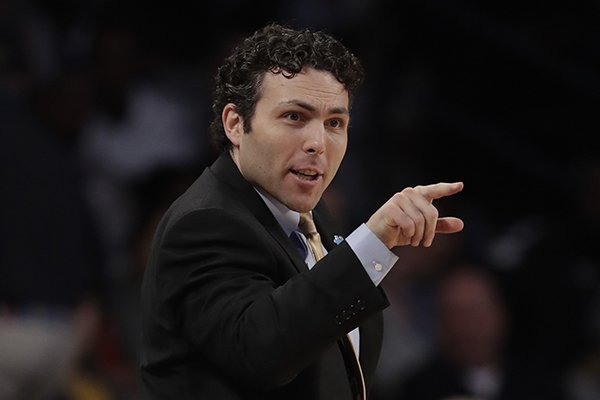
[153,207,389,389]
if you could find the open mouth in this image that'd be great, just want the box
[290,168,321,181]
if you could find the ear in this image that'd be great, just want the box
[222,103,245,147]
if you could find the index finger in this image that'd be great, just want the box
[415,182,464,201]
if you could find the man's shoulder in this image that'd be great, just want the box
[171,152,254,212]
[160,172,246,230]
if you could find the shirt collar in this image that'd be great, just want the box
[254,188,301,237]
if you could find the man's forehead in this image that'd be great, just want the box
[260,68,349,108]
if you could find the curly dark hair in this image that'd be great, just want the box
[208,22,365,152]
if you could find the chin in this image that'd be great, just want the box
[287,203,312,213]
[279,187,323,212]
[287,198,318,213]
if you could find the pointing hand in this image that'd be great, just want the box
[366,182,464,249]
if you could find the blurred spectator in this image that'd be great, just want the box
[0,0,59,96]
[370,226,465,400]
[76,16,208,384]
[386,264,568,400]
[564,343,600,400]
[496,155,600,400]
[0,69,111,399]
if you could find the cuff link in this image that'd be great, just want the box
[372,261,383,272]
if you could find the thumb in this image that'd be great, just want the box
[435,217,464,234]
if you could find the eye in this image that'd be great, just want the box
[284,112,302,121]
[327,118,345,129]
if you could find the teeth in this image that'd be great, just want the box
[297,169,317,176]
[292,169,319,180]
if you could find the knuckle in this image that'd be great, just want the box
[414,214,425,225]
[391,192,403,203]
[404,220,416,236]
[426,207,439,220]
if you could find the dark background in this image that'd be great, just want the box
[1,0,598,399]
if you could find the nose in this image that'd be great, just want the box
[303,124,326,155]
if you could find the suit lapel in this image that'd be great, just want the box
[210,153,309,273]
[312,202,342,253]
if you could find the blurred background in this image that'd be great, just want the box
[0,0,598,399]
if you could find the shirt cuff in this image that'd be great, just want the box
[345,223,399,286]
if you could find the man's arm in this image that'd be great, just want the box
[154,207,388,389]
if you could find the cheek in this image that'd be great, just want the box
[255,140,292,177]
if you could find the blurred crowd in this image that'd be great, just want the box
[1,0,598,399]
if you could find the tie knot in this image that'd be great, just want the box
[298,212,318,237]
[298,212,325,262]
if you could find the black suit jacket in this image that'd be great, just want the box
[139,152,390,399]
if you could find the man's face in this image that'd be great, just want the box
[226,67,350,212]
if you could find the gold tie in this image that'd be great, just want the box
[298,212,325,262]
[298,212,367,400]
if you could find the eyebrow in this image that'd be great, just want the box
[278,100,349,115]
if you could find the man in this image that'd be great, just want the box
[395,265,568,400]
[139,23,464,399]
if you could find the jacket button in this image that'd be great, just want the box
[357,299,366,311]
[344,310,352,321]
